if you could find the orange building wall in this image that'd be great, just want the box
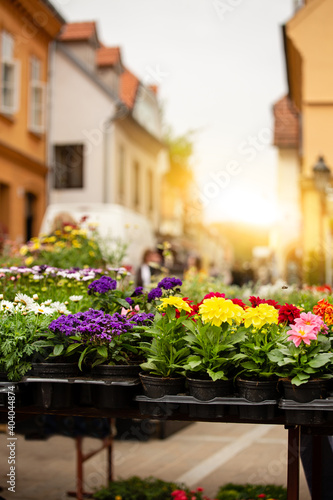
[0,0,63,243]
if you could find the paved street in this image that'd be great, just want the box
[0,421,311,500]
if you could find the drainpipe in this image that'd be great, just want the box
[103,103,128,204]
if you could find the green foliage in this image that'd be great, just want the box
[181,318,245,381]
[216,482,287,500]
[139,308,190,377]
[0,314,56,381]
[268,334,333,385]
[233,324,289,380]
[93,476,181,500]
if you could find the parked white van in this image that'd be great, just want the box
[39,203,156,270]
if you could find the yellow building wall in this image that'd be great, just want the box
[286,0,333,270]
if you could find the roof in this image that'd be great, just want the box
[273,95,299,148]
[96,46,121,67]
[58,22,98,42]
[120,68,140,109]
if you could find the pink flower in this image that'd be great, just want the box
[294,312,326,335]
[121,305,140,316]
[287,323,318,347]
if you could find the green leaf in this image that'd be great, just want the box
[309,353,333,369]
[97,346,108,359]
[53,344,64,357]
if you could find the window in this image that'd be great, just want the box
[29,56,45,133]
[118,145,125,202]
[54,145,84,189]
[133,161,140,209]
[0,31,20,115]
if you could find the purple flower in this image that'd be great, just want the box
[48,309,135,340]
[132,286,143,297]
[131,313,154,326]
[125,297,134,306]
[157,277,182,290]
[88,276,117,294]
[147,287,163,302]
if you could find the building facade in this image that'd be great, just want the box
[281,0,333,283]
[49,22,168,234]
[0,0,63,244]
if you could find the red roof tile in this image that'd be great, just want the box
[120,68,139,109]
[96,47,121,67]
[58,22,98,42]
[273,95,299,148]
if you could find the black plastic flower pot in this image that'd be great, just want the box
[92,380,141,409]
[31,381,73,409]
[236,377,280,402]
[139,373,186,398]
[187,375,233,401]
[91,364,141,379]
[281,379,328,403]
[30,362,79,378]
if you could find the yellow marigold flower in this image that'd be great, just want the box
[31,242,40,251]
[25,256,34,266]
[48,236,56,243]
[72,239,81,248]
[115,496,122,500]
[55,241,66,248]
[89,251,95,257]
[55,230,61,235]
[243,303,278,329]
[64,225,72,232]
[158,296,192,313]
[199,297,243,326]
[19,245,28,256]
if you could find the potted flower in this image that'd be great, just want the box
[232,302,288,402]
[138,296,193,398]
[181,295,245,400]
[268,311,333,402]
[48,309,154,377]
[0,294,72,381]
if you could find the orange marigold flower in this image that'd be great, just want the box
[313,299,333,325]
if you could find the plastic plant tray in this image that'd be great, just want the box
[279,398,333,426]
[23,377,142,410]
[136,394,278,420]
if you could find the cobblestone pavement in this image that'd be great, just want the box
[0,421,311,500]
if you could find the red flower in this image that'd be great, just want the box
[249,296,280,309]
[175,297,197,318]
[278,303,301,325]
[230,297,246,309]
[257,495,266,498]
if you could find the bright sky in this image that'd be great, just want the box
[53,0,295,226]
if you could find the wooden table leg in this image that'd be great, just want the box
[287,426,300,500]
[311,435,322,500]
[76,436,84,500]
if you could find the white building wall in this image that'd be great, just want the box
[50,49,116,205]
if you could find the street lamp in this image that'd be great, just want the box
[313,156,331,192]
[312,156,332,285]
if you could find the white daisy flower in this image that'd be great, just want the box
[0,301,14,313]
[42,299,52,306]
[15,293,36,307]
[69,295,83,302]
[33,293,39,300]
[29,304,54,315]
[50,302,71,314]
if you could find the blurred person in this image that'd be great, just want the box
[184,254,206,280]
[135,249,162,287]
